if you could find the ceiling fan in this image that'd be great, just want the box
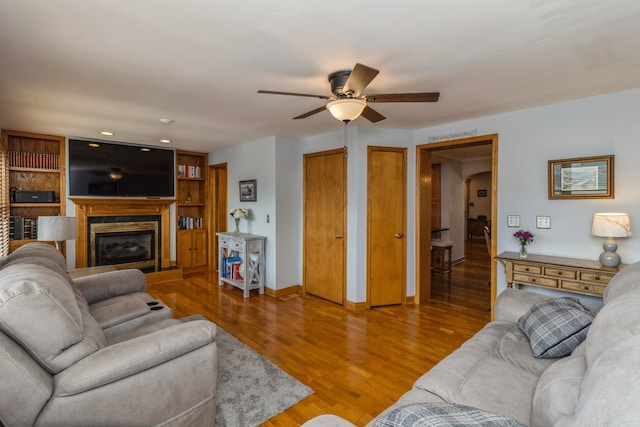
[258,63,440,123]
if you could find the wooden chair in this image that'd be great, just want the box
[483,226,491,286]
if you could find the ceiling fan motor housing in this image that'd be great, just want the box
[329,70,352,97]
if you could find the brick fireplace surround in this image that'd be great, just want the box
[71,199,173,270]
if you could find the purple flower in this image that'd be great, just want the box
[513,230,534,245]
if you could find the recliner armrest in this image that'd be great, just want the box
[54,320,216,395]
[494,288,552,323]
[72,269,147,304]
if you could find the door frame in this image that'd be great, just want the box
[416,134,499,315]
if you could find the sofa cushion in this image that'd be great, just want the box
[603,260,640,303]
[555,333,640,426]
[374,403,525,427]
[530,342,586,427]
[413,321,552,425]
[585,291,640,366]
[0,264,104,373]
[518,297,595,358]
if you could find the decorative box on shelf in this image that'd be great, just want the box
[495,251,624,298]
[217,232,266,298]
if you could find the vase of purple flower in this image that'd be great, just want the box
[513,230,534,259]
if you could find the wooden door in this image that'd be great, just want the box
[303,149,346,304]
[368,146,407,306]
[209,163,227,271]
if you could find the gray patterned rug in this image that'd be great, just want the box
[215,326,313,426]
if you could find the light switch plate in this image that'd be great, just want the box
[507,215,520,227]
[537,216,551,229]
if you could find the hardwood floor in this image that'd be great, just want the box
[147,243,491,426]
[430,238,492,312]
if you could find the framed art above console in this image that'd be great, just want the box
[548,155,614,200]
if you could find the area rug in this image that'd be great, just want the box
[215,326,313,426]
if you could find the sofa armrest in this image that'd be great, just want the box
[72,269,147,304]
[494,288,553,323]
[54,320,216,395]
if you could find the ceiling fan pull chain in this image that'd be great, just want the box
[343,122,349,159]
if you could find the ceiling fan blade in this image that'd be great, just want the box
[293,105,327,120]
[343,63,379,97]
[365,92,440,103]
[360,106,386,123]
[258,90,331,100]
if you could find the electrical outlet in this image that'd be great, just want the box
[537,216,551,229]
[266,214,270,223]
[507,215,520,227]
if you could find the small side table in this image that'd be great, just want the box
[217,232,266,298]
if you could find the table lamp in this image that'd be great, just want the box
[591,213,631,267]
[37,216,77,251]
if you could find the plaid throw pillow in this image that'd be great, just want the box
[518,297,595,359]
[375,403,525,427]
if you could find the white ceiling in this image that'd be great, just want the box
[1,1,640,153]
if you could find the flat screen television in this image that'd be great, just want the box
[68,139,175,198]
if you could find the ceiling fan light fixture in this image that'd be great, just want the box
[327,99,366,122]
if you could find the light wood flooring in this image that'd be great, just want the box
[147,240,491,426]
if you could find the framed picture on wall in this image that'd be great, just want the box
[239,179,257,202]
[548,155,614,199]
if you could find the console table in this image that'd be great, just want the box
[217,232,265,298]
[495,251,623,298]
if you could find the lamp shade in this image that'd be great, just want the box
[591,213,632,237]
[327,99,366,122]
[37,216,77,242]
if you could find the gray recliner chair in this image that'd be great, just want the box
[0,243,218,426]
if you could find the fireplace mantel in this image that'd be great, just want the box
[71,198,174,269]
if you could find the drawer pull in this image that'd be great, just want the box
[525,267,530,272]
[595,275,600,281]
[531,278,536,283]
[557,271,563,276]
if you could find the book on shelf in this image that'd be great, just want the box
[177,164,202,178]
[9,151,60,169]
[221,256,242,279]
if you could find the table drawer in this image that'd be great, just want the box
[561,280,606,296]
[513,273,557,288]
[227,239,244,251]
[544,267,577,279]
[514,264,542,275]
[579,271,615,284]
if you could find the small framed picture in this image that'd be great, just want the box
[477,189,487,197]
[548,155,614,199]
[239,179,257,202]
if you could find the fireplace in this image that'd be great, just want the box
[91,221,159,271]
[72,198,174,270]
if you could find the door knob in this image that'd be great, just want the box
[395,233,403,238]
[336,234,343,239]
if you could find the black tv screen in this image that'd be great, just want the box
[68,139,175,197]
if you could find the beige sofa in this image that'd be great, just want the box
[305,261,640,426]
[0,243,218,426]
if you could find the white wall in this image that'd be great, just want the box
[208,87,640,307]
[416,88,640,307]
[210,136,278,289]
[468,171,492,220]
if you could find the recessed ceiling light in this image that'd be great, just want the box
[88,143,100,148]
[99,131,114,136]
[140,148,151,152]
[160,139,171,143]
[159,118,174,124]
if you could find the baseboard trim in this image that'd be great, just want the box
[265,284,303,298]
